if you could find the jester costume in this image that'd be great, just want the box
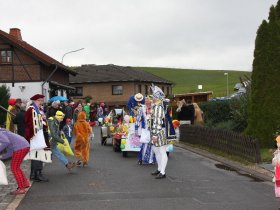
[25,94,50,182]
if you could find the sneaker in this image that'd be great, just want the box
[76,160,82,167]
[83,162,88,167]
[10,188,26,195]
[34,171,49,182]
[66,162,76,171]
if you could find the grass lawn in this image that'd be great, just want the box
[261,148,274,163]
[135,67,252,97]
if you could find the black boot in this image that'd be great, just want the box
[151,170,160,176]
[34,170,49,182]
[30,169,35,180]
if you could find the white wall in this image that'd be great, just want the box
[0,82,50,102]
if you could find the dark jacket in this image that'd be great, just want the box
[13,110,25,137]
[48,117,64,147]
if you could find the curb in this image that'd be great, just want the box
[175,142,274,183]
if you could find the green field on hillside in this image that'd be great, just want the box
[136,67,252,97]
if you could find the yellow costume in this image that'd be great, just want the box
[74,112,92,165]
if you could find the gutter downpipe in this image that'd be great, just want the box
[41,64,58,97]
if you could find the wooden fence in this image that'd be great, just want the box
[179,124,262,163]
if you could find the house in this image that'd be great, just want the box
[69,64,173,106]
[0,28,77,101]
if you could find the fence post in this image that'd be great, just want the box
[254,138,262,163]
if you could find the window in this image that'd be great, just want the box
[67,87,83,96]
[145,85,148,95]
[76,87,83,96]
[138,84,141,93]
[162,86,165,94]
[0,50,12,64]
[112,85,123,95]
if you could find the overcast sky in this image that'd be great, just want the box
[1,0,277,71]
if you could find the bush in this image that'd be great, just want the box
[200,92,249,133]
[230,92,249,132]
[200,100,232,127]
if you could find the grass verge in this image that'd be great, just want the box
[180,142,258,165]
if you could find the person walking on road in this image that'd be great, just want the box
[48,111,76,172]
[150,84,169,179]
[25,94,49,182]
[0,128,30,195]
[74,111,92,167]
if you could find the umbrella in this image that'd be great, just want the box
[49,96,68,102]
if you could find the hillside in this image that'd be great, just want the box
[135,67,252,97]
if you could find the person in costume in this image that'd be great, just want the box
[10,98,22,133]
[136,95,156,165]
[6,98,16,132]
[0,128,30,195]
[74,111,92,167]
[150,84,169,179]
[127,94,145,117]
[83,102,90,121]
[273,135,280,197]
[24,94,49,182]
[13,100,26,137]
[63,118,73,144]
[48,111,76,171]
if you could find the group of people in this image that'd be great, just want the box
[0,94,93,195]
[0,85,204,195]
[126,85,177,179]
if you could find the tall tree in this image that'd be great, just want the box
[246,3,280,147]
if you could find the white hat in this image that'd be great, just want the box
[134,93,144,102]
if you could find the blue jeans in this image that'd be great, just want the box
[51,146,69,166]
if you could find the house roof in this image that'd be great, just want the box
[69,64,173,85]
[0,29,77,75]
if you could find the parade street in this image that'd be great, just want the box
[16,127,279,210]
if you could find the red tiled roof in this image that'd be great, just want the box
[0,29,76,75]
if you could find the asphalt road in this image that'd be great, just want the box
[17,126,279,210]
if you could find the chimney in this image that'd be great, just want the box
[9,28,22,40]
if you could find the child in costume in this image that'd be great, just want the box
[272,135,280,197]
[63,118,73,144]
[0,128,30,195]
[74,111,92,167]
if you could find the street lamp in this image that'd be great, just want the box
[61,48,85,64]
[224,72,229,96]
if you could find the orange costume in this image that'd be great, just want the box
[74,112,92,166]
